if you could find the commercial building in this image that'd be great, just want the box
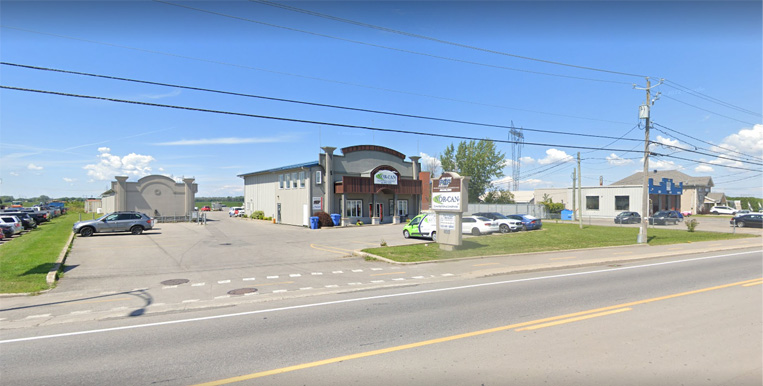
[535,170,714,219]
[238,145,425,226]
[101,175,197,218]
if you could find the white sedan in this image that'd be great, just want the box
[462,216,499,236]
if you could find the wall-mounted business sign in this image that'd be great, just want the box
[374,170,398,185]
[312,197,323,210]
[649,178,683,195]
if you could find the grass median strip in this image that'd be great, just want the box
[0,213,78,293]
[363,223,757,263]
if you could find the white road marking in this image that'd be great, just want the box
[352,269,363,273]
[311,272,323,276]
[214,296,230,300]
[70,310,92,315]
[371,268,383,271]
[110,307,128,312]
[371,280,384,283]
[182,299,200,303]
[25,314,51,319]
[243,277,256,281]
[300,287,313,290]
[192,283,205,287]
[272,290,287,294]
[325,285,339,288]
[217,280,231,284]
[244,292,258,296]
[412,276,425,279]
[151,303,165,307]
[348,282,362,285]
[442,273,455,277]
[4,251,757,345]
[267,276,279,279]
[392,278,405,281]
[163,286,177,289]
[289,274,302,278]
[332,271,343,274]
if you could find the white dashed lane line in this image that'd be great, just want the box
[243,277,256,281]
[217,280,231,284]
[25,314,51,319]
[267,276,279,279]
[289,274,301,278]
[182,299,200,303]
[192,283,205,287]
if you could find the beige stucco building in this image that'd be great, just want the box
[101,175,197,217]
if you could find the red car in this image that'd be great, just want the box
[201,206,211,211]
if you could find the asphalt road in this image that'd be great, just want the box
[1,249,760,386]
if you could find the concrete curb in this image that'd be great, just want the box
[46,231,75,286]
[353,238,762,269]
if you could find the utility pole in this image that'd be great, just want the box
[572,170,576,221]
[635,77,662,243]
[577,152,582,229]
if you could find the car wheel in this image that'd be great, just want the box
[130,226,144,235]
[711,211,718,215]
[522,224,527,231]
[431,232,437,242]
[499,224,510,233]
[737,221,745,228]
[403,230,410,239]
[471,228,481,236]
[80,227,94,237]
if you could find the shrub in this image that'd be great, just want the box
[356,220,364,226]
[250,210,264,220]
[313,211,334,227]
[380,238,387,247]
[686,219,699,232]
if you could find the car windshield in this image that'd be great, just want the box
[654,211,670,216]
[490,213,508,219]
[476,217,491,222]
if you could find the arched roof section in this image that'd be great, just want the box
[341,145,406,160]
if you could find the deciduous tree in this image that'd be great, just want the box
[440,140,506,202]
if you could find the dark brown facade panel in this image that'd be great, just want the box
[341,145,406,160]
[339,176,422,195]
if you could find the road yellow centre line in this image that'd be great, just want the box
[742,280,763,287]
[192,277,762,386]
[310,244,353,255]
[371,272,406,276]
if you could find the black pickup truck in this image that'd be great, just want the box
[2,209,48,224]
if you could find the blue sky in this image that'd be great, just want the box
[1,1,761,200]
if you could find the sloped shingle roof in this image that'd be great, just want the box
[611,170,713,188]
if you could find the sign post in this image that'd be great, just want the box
[431,172,469,251]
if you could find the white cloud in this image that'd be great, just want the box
[419,152,442,172]
[154,137,290,146]
[63,177,77,183]
[606,153,634,166]
[538,149,574,165]
[83,147,156,181]
[695,165,714,173]
[519,156,536,165]
[10,172,19,176]
[646,158,684,171]
[27,163,43,170]
[712,124,763,156]
[141,89,181,100]
[652,135,688,151]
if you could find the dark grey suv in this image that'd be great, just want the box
[73,211,154,237]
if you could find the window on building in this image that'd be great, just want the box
[284,174,290,189]
[278,174,284,189]
[292,172,298,189]
[586,196,600,210]
[299,171,305,188]
[346,200,362,217]
[397,200,408,216]
[315,171,322,184]
[389,199,395,216]
[615,196,629,211]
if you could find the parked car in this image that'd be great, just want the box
[462,216,499,236]
[614,211,641,224]
[73,211,154,237]
[402,212,437,241]
[229,207,245,217]
[737,210,751,215]
[472,212,522,233]
[730,214,763,228]
[506,214,543,231]
[0,226,12,238]
[201,206,211,212]
[710,205,737,215]
[649,210,684,225]
[1,211,38,230]
[6,208,48,224]
[0,215,24,235]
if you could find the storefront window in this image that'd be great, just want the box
[397,200,408,216]
[346,200,362,217]
[615,196,629,211]
[292,172,298,188]
[299,171,305,188]
[278,174,284,189]
[586,196,599,210]
[284,173,290,189]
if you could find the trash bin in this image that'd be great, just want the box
[330,213,341,226]
[310,216,319,229]
[561,209,573,221]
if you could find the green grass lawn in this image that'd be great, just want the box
[363,222,758,263]
[0,213,78,293]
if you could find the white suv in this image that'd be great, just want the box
[710,206,736,215]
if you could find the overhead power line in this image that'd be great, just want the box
[648,140,763,166]
[251,0,649,79]
[0,62,642,144]
[0,85,654,155]
[663,80,762,118]
[652,153,762,172]
[0,27,632,126]
[653,122,763,162]
[154,0,633,85]
[661,95,758,126]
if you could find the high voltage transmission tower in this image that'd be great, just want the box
[509,123,524,191]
